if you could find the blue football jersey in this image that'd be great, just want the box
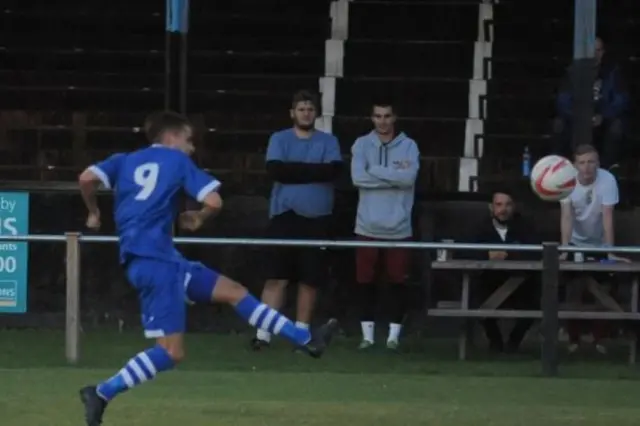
[89,144,220,264]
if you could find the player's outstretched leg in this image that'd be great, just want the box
[187,263,338,358]
[234,289,338,358]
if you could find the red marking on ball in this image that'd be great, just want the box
[534,161,575,197]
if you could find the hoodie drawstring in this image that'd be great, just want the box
[378,145,389,166]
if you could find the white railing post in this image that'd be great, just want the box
[65,231,81,365]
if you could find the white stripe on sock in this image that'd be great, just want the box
[248,304,268,327]
[137,352,157,376]
[128,359,149,382]
[272,316,288,334]
[256,329,272,342]
[295,321,309,330]
[120,368,135,388]
[261,309,278,330]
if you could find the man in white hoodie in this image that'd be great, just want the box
[350,102,420,350]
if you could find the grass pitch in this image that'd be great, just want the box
[2,329,640,426]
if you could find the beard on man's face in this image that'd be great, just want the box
[492,212,512,225]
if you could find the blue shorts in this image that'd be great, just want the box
[125,257,220,338]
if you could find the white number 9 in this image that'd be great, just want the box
[134,163,159,200]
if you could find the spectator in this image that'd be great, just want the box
[350,102,419,350]
[251,90,342,350]
[559,144,629,354]
[468,188,540,353]
[553,37,629,169]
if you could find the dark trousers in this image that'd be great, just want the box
[474,272,539,351]
[552,117,624,168]
[563,249,613,344]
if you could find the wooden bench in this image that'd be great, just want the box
[430,260,640,363]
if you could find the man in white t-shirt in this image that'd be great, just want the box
[559,144,629,353]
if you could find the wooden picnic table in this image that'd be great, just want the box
[429,260,640,362]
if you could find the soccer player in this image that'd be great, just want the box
[77,111,337,426]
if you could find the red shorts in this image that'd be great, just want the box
[355,235,411,284]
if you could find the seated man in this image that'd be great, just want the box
[467,188,541,353]
[553,37,629,170]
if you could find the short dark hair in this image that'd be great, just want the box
[489,187,515,203]
[574,144,598,157]
[291,90,318,110]
[144,111,191,142]
[372,101,395,115]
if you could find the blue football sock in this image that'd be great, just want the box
[96,345,174,401]
[235,294,311,346]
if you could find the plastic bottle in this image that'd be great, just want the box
[522,146,531,177]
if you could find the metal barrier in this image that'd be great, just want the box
[5,233,640,253]
[5,233,640,376]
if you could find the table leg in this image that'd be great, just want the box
[459,273,470,361]
[630,276,638,365]
[586,277,623,312]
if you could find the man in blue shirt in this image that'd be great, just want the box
[252,91,343,349]
[77,111,337,425]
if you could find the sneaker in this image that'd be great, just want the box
[358,340,375,350]
[250,337,270,351]
[79,386,107,426]
[386,340,399,351]
[302,318,339,359]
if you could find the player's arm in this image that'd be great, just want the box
[78,154,124,229]
[199,193,223,219]
[559,199,573,260]
[602,175,619,248]
[180,157,222,231]
[265,134,341,184]
[78,169,101,215]
[600,176,629,261]
[602,206,615,247]
[559,200,573,245]
[367,141,420,188]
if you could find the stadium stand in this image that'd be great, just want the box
[334,0,486,195]
[1,0,164,180]
[188,0,330,194]
[476,0,640,204]
[3,0,637,204]
[0,0,331,193]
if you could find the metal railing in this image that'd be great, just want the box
[6,233,640,253]
[6,233,640,376]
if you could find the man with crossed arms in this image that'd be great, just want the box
[351,102,419,350]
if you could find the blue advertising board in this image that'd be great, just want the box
[0,193,29,313]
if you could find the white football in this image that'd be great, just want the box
[530,155,577,201]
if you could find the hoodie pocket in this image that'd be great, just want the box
[358,192,409,234]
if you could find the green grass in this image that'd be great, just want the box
[2,330,640,425]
